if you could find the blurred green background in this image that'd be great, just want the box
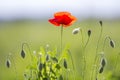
[0,0,120,80]
[0,20,120,80]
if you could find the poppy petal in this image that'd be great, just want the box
[48,18,60,26]
[49,11,77,27]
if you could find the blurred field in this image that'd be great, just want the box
[0,20,120,80]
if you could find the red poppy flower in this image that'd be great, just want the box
[48,11,77,27]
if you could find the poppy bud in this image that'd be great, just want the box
[38,62,43,71]
[99,67,104,73]
[87,29,91,37]
[21,50,25,59]
[6,59,11,68]
[101,58,106,67]
[99,21,102,26]
[63,59,67,69]
[72,27,80,35]
[110,40,115,48]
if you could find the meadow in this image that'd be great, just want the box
[0,19,120,80]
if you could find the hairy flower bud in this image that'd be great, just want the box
[6,59,11,68]
[110,40,115,48]
[87,29,91,37]
[72,27,80,35]
[21,50,25,59]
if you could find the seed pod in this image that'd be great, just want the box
[72,27,80,35]
[110,40,115,48]
[38,62,43,71]
[99,21,102,26]
[63,59,67,69]
[21,50,25,59]
[101,58,106,67]
[87,29,91,37]
[99,67,104,73]
[6,59,11,68]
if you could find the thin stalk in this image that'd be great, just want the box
[113,52,120,73]
[102,36,111,52]
[84,36,90,49]
[61,26,63,54]
[91,24,103,80]
[67,49,75,70]
[58,26,63,64]
[82,36,91,80]
[80,29,84,47]
[67,49,75,80]
[79,29,86,80]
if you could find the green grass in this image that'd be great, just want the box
[0,20,120,80]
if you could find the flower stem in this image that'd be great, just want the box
[91,23,103,80]
[61,26,63,54]
[79,29,86,80]
[102,36,111,51]
[113,52,120,73]
[80,29,84,47]
[67,49,76,80]
[82,35,91,80]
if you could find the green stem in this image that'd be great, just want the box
[91,24,103,80]
[102,36,112,52]
[67,49,76,80]
[67,49,75,70]
[79,29,86,80]
[80,29,84,47]
[113,52,120,73]
[84,36,90,50]
[61,26,63,53]
[82,36,91,80]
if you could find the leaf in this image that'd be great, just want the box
[40,47,46,55]
[50,67,56,75]
[59,75,63,80]
[55,64,61,70]
[49,47,57,57]
[62,44,70,59]
[51,57,58,63]
[43,78,49,80]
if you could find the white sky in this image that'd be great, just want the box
[0,0,120,20]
